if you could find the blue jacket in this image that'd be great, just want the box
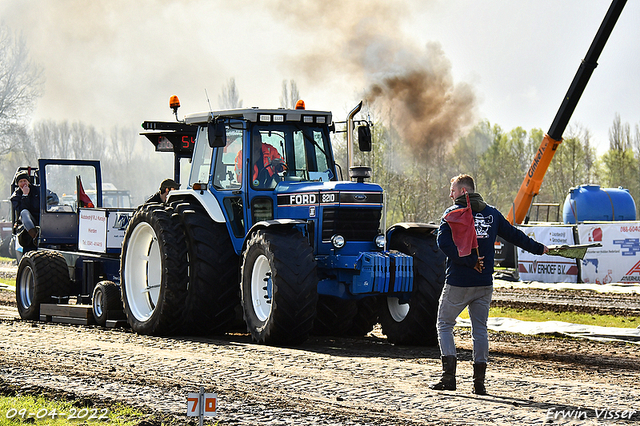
[437,196,544,287]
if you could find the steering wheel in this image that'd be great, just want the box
[254,159,287,188]
[266,158,288,175]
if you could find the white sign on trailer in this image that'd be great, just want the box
[78,209,107,253]
[578,222,640,284]
[517,225,578,283]
[79,208,134,253]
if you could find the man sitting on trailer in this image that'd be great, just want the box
[10,171,40,246]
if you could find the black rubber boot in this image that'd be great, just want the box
[429,356,457,391]
[473,362,487,395]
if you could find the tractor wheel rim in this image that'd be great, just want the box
[19,266,35,310]
[93,289,104,318]
[251,254,272,322]
[124,222,162,322]
[387,296,410,322]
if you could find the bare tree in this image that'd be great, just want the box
[0,24,44,155]
[19,119,170,205]
[218,78,242,109]
[280,79,300,109]
[608,113,631,151]
[602,114,638,209]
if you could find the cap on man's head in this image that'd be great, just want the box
[160,178,180,191]
[14,171,30,185]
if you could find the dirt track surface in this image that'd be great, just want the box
[492,286,640,317]
[0,295,639,426]
[1,259,639,425]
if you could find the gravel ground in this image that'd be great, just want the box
[0,293,639,425]
[1,261,639,425]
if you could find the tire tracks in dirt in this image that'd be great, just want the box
[0,304,639,425]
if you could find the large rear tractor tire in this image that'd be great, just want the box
[312,295,357,336]
[241,228,318,345]
[16,251,71,320]
[120,204,188,335]
[379,231,446,345]
[171,201,240,335]
[346,297,379,337]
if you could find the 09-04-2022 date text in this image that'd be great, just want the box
[4,407,109,421]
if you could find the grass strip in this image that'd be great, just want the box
[458,306,640,328]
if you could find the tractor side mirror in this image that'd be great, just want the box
[208,121,226,148]
[357,125,372,152]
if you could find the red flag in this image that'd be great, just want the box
[444,191,478,257]
[77,176,95,208]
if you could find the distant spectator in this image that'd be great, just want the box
[146,179,180,204]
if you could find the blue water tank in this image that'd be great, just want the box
[562,184,636,223]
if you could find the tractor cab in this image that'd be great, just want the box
[143,100,383,257]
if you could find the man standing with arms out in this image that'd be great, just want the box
[146,179,180,204]
[432,174,548,395]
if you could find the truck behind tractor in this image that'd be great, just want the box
[14,99,446,346]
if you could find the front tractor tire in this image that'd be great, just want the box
[120,204,188,335]
[379,231,446,345]
[16,251,71,320]
[241,228,318,345]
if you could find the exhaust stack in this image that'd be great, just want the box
[346,101,363,169]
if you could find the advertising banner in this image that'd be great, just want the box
[106,210,133,250]
[78,209,107,253]
[517,225,578,283]
[577,223,640,283]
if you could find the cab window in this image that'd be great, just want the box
[189,126,214,187]
[213,127,244,190]
[44,164,97,212]
[312,129,330,173]
[293,130,308,178]
[250,129,286,190]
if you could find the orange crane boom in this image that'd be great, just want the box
[507,134,561,224]
[507,0,626,224]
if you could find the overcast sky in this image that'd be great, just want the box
[2,0,638,154]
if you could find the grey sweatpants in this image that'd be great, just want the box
[436,283,493,363]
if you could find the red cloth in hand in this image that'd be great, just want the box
[444,191,478,257]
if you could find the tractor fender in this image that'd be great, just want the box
[242,219,309,252]
[166,190,225,223]
[386,222,438,242]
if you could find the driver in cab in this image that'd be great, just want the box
[235,133,286,188]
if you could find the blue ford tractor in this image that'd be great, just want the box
[123,98,445,345]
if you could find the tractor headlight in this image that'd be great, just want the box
[331,234,345,249]
[375,234,386,248]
